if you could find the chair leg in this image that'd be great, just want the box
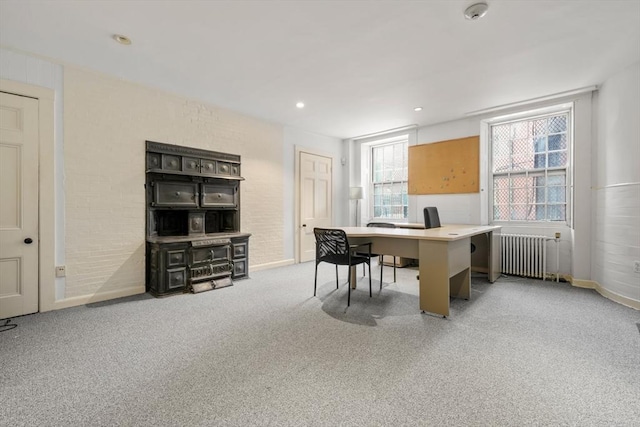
[335,265,339,289]
[362,263,365,277]
[393,256,397,283]
[314,262,318,296]
[347,269,351,307]
[368,261,372,297]
[379,258,384,291]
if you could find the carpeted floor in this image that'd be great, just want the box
[1,261,639,426]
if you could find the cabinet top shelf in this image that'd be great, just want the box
[147,232,251,244]
[146,168,245,181]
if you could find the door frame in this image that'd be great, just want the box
[294,145,334,264]
[1,79,55,313]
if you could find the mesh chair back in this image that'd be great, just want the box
[314,228,350,263]
[423,207,441,229]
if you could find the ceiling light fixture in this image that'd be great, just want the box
[414,107,423,112]
[113,34,132,45]
[464,3,489,20]
[296,102,305,109]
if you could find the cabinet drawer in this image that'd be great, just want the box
[161,154,181,172]
[217,161,232,175]
[153,182,198,207]
[230,164,240,177]
[201,184,238,208]
[191,245,230,265]
[200,159,216,175]
[166,267,187,290]
[166,249,186,267]
[146,153,161,170]
[182,157,200,174]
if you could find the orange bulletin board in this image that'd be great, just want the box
[408,136,479,194]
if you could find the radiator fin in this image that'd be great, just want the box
[501,234,548,279]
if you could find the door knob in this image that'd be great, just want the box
[24,238,33,244]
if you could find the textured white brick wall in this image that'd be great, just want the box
[64,67,284,299]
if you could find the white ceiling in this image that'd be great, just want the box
[1,0,639,139]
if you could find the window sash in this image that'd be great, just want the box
[371,140,408,220]
[490,110,570,223]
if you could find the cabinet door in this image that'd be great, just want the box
[233,240,247,259]
[153,182,198,207]
[232,258,247,279]
[166,267,187,290]
[166,249,186,267]
[201,184,238,208]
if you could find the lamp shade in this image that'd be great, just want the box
[349,186,364,200]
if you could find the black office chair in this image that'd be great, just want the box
[423,207,441,229]
[359,222,397,289]
[314,228,372,307]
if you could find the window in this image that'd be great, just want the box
[491,110,570,222]
[371,139,408,219]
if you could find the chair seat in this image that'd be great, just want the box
[321,254,370,266]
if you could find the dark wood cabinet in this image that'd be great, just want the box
[145,141,250,297]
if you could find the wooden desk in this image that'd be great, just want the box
[340,225,501,317]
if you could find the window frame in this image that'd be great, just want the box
[488,105,573,226]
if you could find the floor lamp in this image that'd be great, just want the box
[349,186,364,226]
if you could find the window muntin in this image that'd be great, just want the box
[491,111,570,222]
[371,140,408,219]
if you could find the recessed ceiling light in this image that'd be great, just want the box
[414,107,423,112]
[464,2,489,20]
[113,34,132,45]
[296,102,305,109]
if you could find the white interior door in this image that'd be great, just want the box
[299,151,332,262]
[0,92,39,319]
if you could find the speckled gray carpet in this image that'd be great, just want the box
[1,262,639,426]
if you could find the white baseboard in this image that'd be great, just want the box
[569,277,639,310]
[250,258,295,272]
[49,286,146,311]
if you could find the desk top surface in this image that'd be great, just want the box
[337,224,500,242]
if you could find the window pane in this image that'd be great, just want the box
[510,205,530,221]
[532,119,547,135]
[548,134,566,150]
[546,175,565,186]
[549,116,567,133]
[547,186,566,203]
[534,153,546,169]
[494,189,509,204]
[548,151,567,167]
[548,205,566,221]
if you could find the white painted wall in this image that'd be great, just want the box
[593,62,640,305]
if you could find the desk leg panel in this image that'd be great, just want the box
[418,240,451,317]
[488,229,501,283]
